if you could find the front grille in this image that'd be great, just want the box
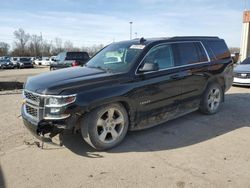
[23,90,43,121]
[234,73,250,79]
[25,104,38,119]
[24,90,40,104]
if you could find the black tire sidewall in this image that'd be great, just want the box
[81,103,129,150]
[200,82,223,115]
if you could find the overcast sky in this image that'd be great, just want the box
[0,0,246,47]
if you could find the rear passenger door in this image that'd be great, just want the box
[172,42,210,112]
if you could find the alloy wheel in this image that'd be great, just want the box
[96,108,125,144]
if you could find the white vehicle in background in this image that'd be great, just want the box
[10,57,20,68]
[34,56,56,66]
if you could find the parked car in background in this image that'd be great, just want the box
[10,57,19,68]
[50,52,90,70]
[233,57,250,86]
[17,57,33,68]
[22,36,233,150]
[34,57,49,66]
[0,59,14,69]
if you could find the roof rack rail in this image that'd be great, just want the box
[171,36,219,40]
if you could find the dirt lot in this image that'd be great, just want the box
[0,68,250,188]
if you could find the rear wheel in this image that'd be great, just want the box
[81,103,129,150]
[199,82,223,114]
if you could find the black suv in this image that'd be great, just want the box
[22,37,233,150]
[50,51,90,70]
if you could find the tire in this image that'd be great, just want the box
[81,103,129,150]
[199,82,223,115]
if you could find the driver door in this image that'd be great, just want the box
[133,44,182,129]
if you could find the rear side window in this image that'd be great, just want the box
[66,52,89,60]
[204,40,230,60]
[173,42,207,66]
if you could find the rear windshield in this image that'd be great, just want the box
[65,52,89,60]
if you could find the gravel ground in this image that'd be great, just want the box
[0,68,250,188]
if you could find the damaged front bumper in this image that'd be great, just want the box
[21,105,77,145]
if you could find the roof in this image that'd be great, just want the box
[115,36,221,46]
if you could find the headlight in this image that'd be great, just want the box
[45,95,76,107]
[44,94,76,119]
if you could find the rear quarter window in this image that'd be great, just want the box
[204,40,230,61]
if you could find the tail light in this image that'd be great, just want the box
[72,61,79,67]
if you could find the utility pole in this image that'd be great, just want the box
[135,32,138,38]
[40,32,43,58]
[129,22,133,40]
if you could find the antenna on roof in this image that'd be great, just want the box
[140,37,146,44]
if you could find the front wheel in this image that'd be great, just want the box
[81,103,129,150]
[199,82,223,115]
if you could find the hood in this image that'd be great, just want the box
[234,64,250,73]
[25,67,116,95]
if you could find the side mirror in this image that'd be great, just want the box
[139,62,159,72]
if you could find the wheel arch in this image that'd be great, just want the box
[79,98,136,130]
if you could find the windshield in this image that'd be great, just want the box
[86,42,144,73]
[55,52,66,63]
[241,57,250,64]
[20,58,30,61]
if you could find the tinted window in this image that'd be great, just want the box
[66,52,89,60]
[143,44,174,70]
[174,42,202,66]
[241,57,250,64]
[196,43,208,62]
[205,40,230,60]
[20,58,30,61]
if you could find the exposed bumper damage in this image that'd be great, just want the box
[23,117,64,146]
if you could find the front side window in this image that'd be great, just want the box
[142,44,174,70]
[86,42,143,73]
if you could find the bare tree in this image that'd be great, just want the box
[64,40,74,51]
[13,28,30,56]
[229,47,240,54]
[28,34,42,57]
[42,40,53,56]
[0,42,10,56]
[82,44,104,57]
[52,37,63,54]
